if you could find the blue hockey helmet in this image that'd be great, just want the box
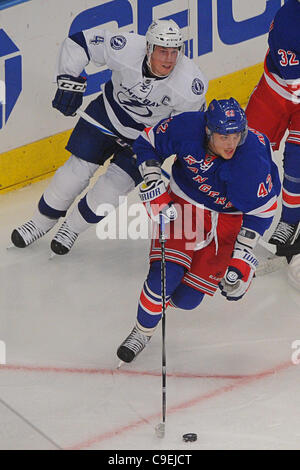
[205,98,248,145]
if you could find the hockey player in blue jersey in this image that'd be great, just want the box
[10,19,207,255]
[246,0,300,288]
[117,98,281,363]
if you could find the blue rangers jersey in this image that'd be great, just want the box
[56,28,208,140]
[265,0,300,103]
[133,112,281,235]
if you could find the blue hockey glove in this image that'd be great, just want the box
[52,74,87,116]
[139,180,177,223]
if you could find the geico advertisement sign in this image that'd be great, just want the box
[0,28,22,130]
[0,0,285,130]
[68,0,285,97]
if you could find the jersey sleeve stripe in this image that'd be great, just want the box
[142,126,155,147]
[69,32,91,61]
[264,56,300,103]
[282,188,300,206]
[245,196,278,217]
[286,130,300,145]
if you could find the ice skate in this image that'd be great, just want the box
[269,220,300,247]
[51,220,78,255]
[117,326,151,363]
[11,220,54,248]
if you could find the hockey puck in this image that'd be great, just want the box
[182,433,197,442]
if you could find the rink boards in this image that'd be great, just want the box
[0,0,286,193]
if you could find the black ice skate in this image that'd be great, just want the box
[117,326,151,363]
[269,220,300,257]
[51,221,78,255]
[11,220,48,248]
[269,220,299,246]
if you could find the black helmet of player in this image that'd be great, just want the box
[146,19,184,77]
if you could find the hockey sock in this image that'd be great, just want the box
[170,283,205,310]
[137,261,185,331]
[38,195,66,220]
[62,202,102,234]
[78,195,105,224]
[38,155,98,218]
[66,163,136,232]
[31,207,60,232]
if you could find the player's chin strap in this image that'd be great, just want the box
[146,56,169,78]
[146,46,183,78]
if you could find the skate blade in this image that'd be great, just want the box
[49,252,56,261]
[116,360,125,369]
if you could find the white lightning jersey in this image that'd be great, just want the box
[56,28,208,139]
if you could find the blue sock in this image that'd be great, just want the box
[171,283,204,310]
[137,261,185,329]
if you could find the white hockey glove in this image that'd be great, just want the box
[139,180,177,223]
[139,159,162,186]
[52,74,87,116]
[219,227,259,301]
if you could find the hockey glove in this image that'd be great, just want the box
[139,180,177,223]
[139,159,162,185]
[219,227,259,301]
[52,74,87,116]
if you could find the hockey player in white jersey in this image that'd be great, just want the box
[11,19,208,254]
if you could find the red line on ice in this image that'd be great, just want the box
[0,363,246,380]
[0,360,293,450]
[65,359,293,450]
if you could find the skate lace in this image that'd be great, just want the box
[122,327,150,354]
[53,221,78,249]
[17,220,46,245]
[271,221,296,244]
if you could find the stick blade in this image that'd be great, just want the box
[155,422,165,438]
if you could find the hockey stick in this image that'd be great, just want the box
[77,109,118,137]
[155,213,167,438]
[77,109,171,179]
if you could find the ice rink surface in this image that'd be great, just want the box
[1,168,300,450]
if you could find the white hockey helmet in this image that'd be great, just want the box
[146,19,184,57]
